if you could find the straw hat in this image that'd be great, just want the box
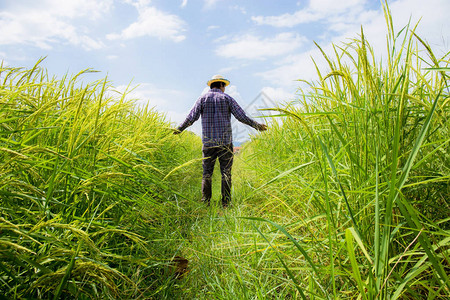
[207,74,230,87]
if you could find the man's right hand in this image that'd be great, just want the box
[259,124,268,131]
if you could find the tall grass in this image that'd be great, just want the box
[1,4,449,299]
[0,59,203,299]
[237,5,449,299]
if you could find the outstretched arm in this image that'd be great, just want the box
[174,98,202,134]
[229,97,267,131]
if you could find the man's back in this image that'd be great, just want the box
[200,89,233,146]
[178,88,262,146]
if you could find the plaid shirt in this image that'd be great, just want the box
[178,88,262,146]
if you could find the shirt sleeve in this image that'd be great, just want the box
[228,96,263,130]
[177,97,202,132]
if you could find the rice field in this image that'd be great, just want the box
[1,6,449,300]
[0,59,204,299]
[235,15,450,299]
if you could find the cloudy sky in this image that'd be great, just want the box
[1,0,449,140]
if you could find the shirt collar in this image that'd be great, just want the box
[210,88,223,93]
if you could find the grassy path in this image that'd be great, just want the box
[159,154,303,299]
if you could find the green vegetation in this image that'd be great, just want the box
[236,15,449,299]
[1,6,449,300]
[0,60,204,299]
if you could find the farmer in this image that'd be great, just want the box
[174,75,267,208]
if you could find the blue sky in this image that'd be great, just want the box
[1,0,449,140]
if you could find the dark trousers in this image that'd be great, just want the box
[202,144,233,207]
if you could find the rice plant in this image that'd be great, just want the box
[0,59,203,299]
[237,4,449,299]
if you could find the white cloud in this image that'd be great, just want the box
[203,0,242,11]
[43,0,113,20]
[308,0,365,16]
[256,0,450,89]
[388,0,450,54]
[218,65,239,74]
[224,85,242,101]
[110,82,204,135]
[207,25,220,31]
[257,49,326,88]
[124,0,151,9]
[252,0,366,28]
[215,33,308,60]
[0,0,111,50]
[261,87,296,104]
[252,10,318,28]
[230,5,247,15]
[110,84,201,134]
[204,0,223,9]
[324,0,450,58]
[107,5,186,42]
[113,83,187,110]
[200,86,210,96]
[108,82,200,134]
[181,0,188,8]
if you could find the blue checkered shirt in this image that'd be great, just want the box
[177,88,262,146]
